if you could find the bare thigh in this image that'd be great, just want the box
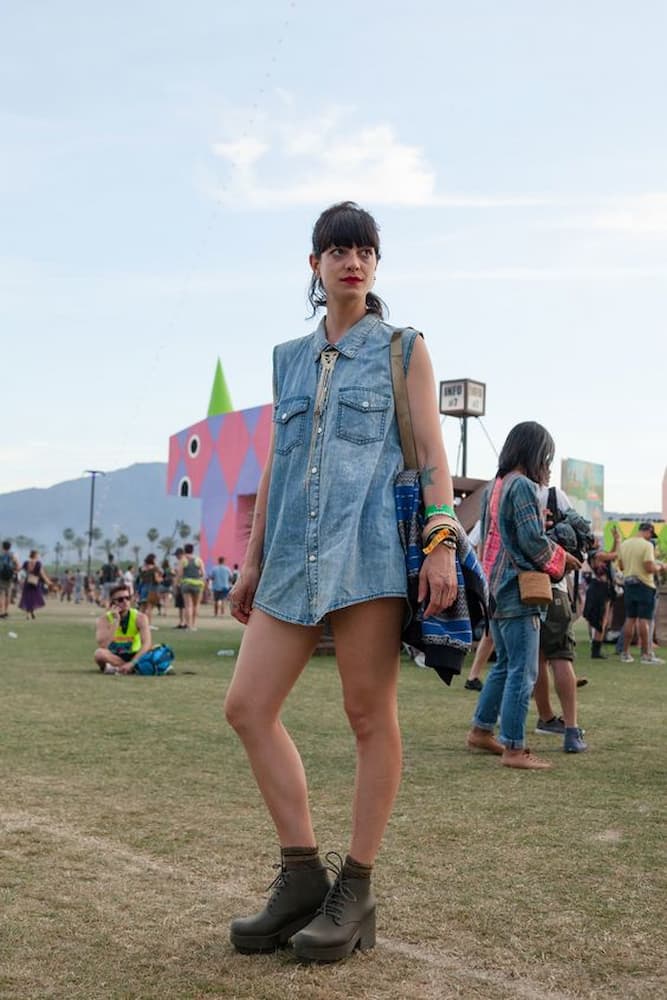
[224,609,323,724]
[330,598,403,712]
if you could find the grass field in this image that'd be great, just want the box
[1,599,665,1000]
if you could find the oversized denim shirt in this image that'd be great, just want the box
[253,314,418,626]
[480,473,566,619]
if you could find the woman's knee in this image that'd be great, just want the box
[344,694,398,741]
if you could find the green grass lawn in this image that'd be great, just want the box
[1,600,665,999]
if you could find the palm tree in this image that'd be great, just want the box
[193,532,201,544]
[177,521,191,541]
[63,527,75,559]
[74,536,86,562]
[131,544,141,566]
[102,538,115,559]
[54,541,64,576]
[158,536,174,558]
[147,528,159,546]
[91,527,102,544]
[116,533,129,561]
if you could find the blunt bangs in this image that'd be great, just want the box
[312,202,381,259]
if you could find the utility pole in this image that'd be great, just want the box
[84,470,105,583]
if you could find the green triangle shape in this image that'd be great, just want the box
[208,358,233,416]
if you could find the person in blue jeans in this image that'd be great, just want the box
[466,422,581,770]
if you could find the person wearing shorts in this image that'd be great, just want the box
[533,584,587,753]
[619,523,664,664]
[209,556,233,617]
[532,484,587,754]
[94,584,152,674]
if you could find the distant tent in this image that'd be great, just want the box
[208,359,233,416]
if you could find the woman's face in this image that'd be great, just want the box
[310,244,377,306]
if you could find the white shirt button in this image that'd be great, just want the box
[310,510,316,518]
[317,426,323,434]
[311,466,318,474]
[362,401,369,409]
[309,554,316,562]
[281,412,288,420]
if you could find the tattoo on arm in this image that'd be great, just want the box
[420,466,437,487]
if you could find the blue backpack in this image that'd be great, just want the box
[133,644,175,675]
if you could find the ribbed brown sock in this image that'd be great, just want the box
[343,854,373,880]
[281,845,322,870]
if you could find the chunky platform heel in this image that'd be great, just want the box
[230,861,330,954]
[291,853,377,963]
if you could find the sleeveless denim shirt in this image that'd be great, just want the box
[253,313,419,626]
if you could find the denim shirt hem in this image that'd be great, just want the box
[254,589,407,627]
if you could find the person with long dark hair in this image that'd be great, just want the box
[225,202,458,961]
[466,421,581,770]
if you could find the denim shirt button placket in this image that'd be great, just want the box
[305,347,338,621]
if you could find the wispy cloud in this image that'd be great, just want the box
[208,101,549,209]
[587,193,667,234]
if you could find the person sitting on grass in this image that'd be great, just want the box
[94,583,152,674]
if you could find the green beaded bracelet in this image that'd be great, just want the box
[424,503,456,519]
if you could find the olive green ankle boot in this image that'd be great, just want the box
[230,855,330,954]
[291,854,376,962]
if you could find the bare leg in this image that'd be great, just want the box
[191,592,201,629]
[330,598,403,866]
[533,652,554,721]
[468,631,494,682]
[94,648,126,671]
[623,617,638,654]
[638,618,650,656]
[224,609,322,846]
[550,658,577,728]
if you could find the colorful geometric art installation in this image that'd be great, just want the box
[167,360,272,570]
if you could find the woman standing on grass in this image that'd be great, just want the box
[224,201,459,963]
[466,422,580,770]
[19,549,53,620]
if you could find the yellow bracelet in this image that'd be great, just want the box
[423,528,456,555]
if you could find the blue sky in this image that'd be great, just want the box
[2,1,665,513]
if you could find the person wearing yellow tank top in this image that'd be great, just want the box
[94,583,152,674]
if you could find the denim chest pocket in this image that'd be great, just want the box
[273,396,310,454]
[336,387,391,445]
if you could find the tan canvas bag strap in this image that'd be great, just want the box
[390,329,418,470]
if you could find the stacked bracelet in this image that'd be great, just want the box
[422,525,458,555]
[424,503,456,519]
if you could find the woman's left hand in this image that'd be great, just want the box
[418,545,458,618]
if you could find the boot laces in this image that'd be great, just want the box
[317,852,357,924]
[265,863,289,912]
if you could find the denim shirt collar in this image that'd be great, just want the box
[310,313,380,360]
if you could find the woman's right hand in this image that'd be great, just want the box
[229,564,261,624]
[564,552,582,572]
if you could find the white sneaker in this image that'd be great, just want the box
[103,664,118,675]
[640,654,665,665]
[619,652,634,663]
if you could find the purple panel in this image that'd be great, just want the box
[242,405,265,436]
[235,447,263,495]
[208,413,225,441]
[169,458,188,494]
[201,453,230,544]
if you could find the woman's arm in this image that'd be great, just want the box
[405,335,457,614]
[508,478,571,579]
[230,429,274,623]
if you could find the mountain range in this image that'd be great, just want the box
[0,463,200,562]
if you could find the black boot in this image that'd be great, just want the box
[230,853,330,954]
[291,853,376,962]
[591,640,607,659]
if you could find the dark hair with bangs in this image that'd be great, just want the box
[496,421,555,484]
[308,201,387,318]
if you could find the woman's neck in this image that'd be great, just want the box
[324,302,368,344]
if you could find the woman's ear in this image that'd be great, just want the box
[309,253,319,275]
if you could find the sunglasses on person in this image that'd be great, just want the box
[111,595,131,606]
